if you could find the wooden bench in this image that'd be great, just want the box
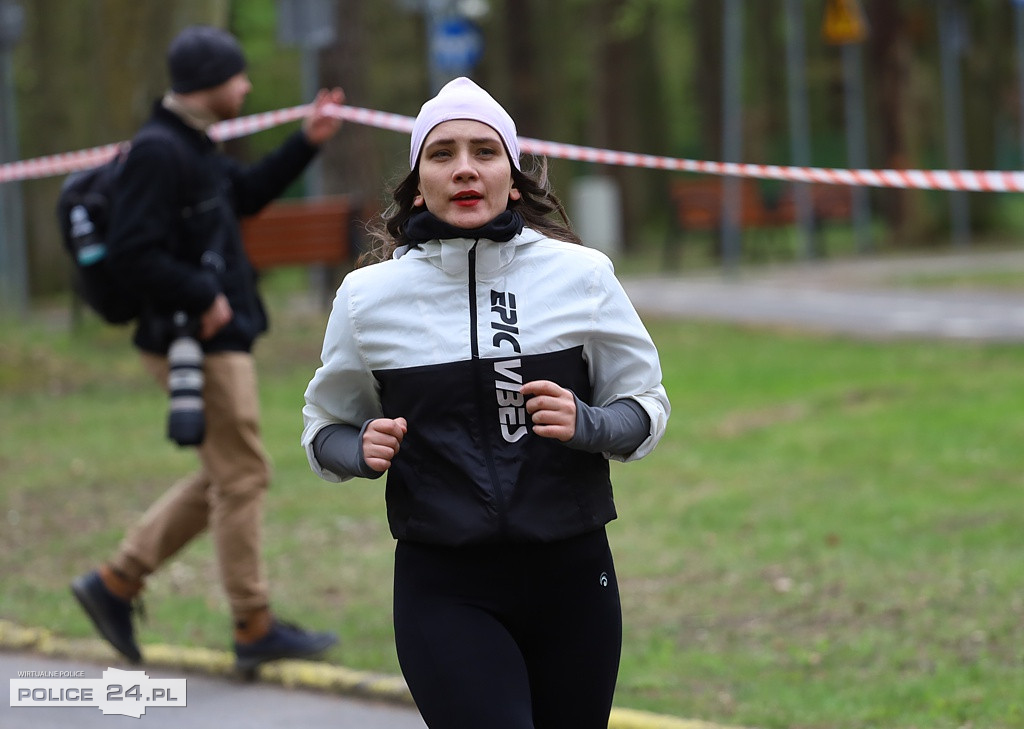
[241,195,363,304]
[668,178,788,264]
[667,178,853,265]
[806,184,854,225]
[774,183,856,256]
[242,195,357,269]
[671,178,781,232]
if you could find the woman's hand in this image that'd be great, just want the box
[522,380,576,442]
[362,417,408,472]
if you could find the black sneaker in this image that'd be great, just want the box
[70,570,142,664]
[234,619,338,675]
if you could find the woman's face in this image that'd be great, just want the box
[414,119,520,229]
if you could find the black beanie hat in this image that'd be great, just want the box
[167,25,247,93]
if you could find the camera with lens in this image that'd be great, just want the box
[167,310,205,446]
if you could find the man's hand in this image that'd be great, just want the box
[199,293,233,340]
[302,87,345,145]
[363,417,408,473]
[522,380,577,442]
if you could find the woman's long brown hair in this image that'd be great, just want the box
[360,156,581,267]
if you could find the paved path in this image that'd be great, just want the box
[0,628,710,729]
[623,249,1024,342]
[2,652,427,729]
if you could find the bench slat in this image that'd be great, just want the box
[241,195,354,270]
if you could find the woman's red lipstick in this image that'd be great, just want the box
[452,190,482,206]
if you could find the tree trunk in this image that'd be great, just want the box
[693,0,723,158]
[318,0,378,198]
[866,0,926,245]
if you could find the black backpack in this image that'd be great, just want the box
[56,128,190,324]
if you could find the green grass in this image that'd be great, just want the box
[2,270,1024,728]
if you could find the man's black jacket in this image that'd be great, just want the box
[108,101,319,354]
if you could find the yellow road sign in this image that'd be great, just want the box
[823,0,868,45]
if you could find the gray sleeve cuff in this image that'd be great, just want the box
[311,422,384,480]
[566,397,652,457]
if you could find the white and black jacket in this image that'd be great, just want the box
[302,227,670,546]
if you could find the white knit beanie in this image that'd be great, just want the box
[409,77,521,171]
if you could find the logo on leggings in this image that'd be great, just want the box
[599,572,609,587]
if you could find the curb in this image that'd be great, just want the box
[0,619,748,729]
[0,619,411,706]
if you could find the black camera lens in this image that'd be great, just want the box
[167,312,205,446]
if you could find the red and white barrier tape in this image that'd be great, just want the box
[0,103,413,183]
[2,101,1024,192]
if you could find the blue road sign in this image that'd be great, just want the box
[431,16,483,72]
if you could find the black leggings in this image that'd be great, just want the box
[393,528,622,729]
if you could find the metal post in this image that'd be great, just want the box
[276,0,336,296]
[938,0,970,248]
[276,0,336,198]
[300,46,324,198]
[1016,0,1024,166]
[424,0,449,94]
[841,42,872,253]
[0,0,27,318]
[395,0,449,94]
[720,0,743,273]
[784,0,815,259]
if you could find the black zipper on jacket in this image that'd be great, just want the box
[468,242,509,536]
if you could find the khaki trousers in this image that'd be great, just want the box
[110,351,271,620]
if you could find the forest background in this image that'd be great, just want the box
[6,0,1024,300]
